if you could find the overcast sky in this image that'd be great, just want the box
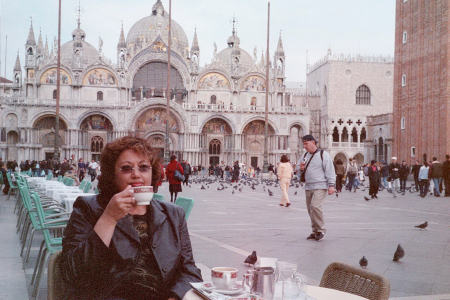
[0,0,395,82]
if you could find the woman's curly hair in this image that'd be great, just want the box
[97,136,161,206]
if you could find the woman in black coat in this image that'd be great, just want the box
[368,160,381,199]
[62,136,202,300]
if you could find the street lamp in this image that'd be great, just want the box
[164,0,172,164]
[263,0,270,173]
[54,0,62,160]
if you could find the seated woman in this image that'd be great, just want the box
[61,136,202,299]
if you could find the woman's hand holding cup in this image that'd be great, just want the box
[103,185,138,223]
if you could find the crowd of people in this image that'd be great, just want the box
[333,155,450,199]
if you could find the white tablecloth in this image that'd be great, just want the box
[304,285,368,300]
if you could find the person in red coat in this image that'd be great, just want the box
[166,155,184,202]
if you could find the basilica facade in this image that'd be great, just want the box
[0,0,309,168]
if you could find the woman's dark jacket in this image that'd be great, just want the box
[61,195,202,299]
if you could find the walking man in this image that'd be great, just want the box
[430,157,443,197]
[346,158,358,192]
[180,159,191,186]
[399,160,410,193]
[411,160,421,192]
[389,157,401,197]
[299,135,335,241]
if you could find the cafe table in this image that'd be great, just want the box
[303,285,368,300]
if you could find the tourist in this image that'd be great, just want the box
[418,161,430,197]
[61,136,202,299]
[430,157,443,197]
[389,157,401,197]
[166,155,184,202]
[334,159,345,193]
[277,155,293,207]
[299,135,335,241]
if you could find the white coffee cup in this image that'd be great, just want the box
[211,267,238,290]
[133,186,154,205]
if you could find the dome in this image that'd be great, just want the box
[60,40,99,67]
[216,46,254,73]
[126,1,189,58]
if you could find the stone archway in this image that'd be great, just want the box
[33,115,68,147]
[334,152,348,166]
[147,133,165,159]
[6,131,19,161]
[242,120,275,169]
[135,107,182,154]
[201,118,232,165]
[288,124,305,163]
[80,114,114,160]
[354,153,365,166]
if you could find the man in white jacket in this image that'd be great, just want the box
[299,135,336,241]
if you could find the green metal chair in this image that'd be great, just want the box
[46,171,53,180]
[57,175,63,182]
[30,192,64,299]
[175,196,194,220]
[153,193,165,201]
[94,187,99,194]
[82,181,92,193]
[6,172,18,200]
[79,179,88,191]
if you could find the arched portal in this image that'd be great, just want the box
[288,124,304,163]
[80,114,114,161]
[201,118,232,166]
[334,152,348,167]
[341,127,349,142]
[354,153,365,166]
[147,134,166,159]
[6,131,19,161]
[242,120,275,169]
[136,108,181,157]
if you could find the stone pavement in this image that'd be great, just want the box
[0,177,449,299]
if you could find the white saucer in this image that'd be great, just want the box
[214,287,244,295]
[203,282,244,295]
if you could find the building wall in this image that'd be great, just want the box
[393,0,450,164]
[307,55,393,163]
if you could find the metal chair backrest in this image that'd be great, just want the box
[46,171,53,180]
[320,262,390,300]
[47,251,67,300]
[153,193,165,201]
[83,181,92,193]
[174,196,194,220]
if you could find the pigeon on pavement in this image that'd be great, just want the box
[359,256,368,268]
[364,196,370,201]
[414,221,428,229]
[268,189,273,196]
[393,244,405,262]
[244,251,257,265]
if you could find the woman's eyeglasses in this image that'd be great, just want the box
[118,164,152,174]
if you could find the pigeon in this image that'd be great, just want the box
[200,185,206,190]
[268,189,273,197]
[244,251,257,265]
[359,256,368,268]
[414,221,428,229]
[238,187,242,192]
[364,196,370,201]
[335,193,339,198]
[294,191,298,195]
[393,244,405,262]
[232,190,235,194]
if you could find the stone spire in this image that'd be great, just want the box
[275,32,284,57]
[44,36,49,58]
[191,28,199,53]
[14,52,21,71]
[37,29,44,53]
[26,20,36,46]
[227,17,240,48]
[152,0,165,16]
[117,23,126,49]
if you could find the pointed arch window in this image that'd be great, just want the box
[91,136,104,153]
[351,128,358,142]
[97,91,103,101]
[210,95,217,105]
[332,127,339,142]
[341,127,349,142]
[53,89,57,100]
[356,84,371,105]
[209,139,221,155]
